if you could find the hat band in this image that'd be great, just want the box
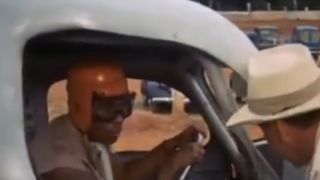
[248,77,320,115]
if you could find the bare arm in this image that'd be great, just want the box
[40,168,97,180]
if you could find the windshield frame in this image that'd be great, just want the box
[199,57,280,180]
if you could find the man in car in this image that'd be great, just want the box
[36,58,205,180]
[227,44,320,180]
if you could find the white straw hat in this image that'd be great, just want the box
[227,44,320,127]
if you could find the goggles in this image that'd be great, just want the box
[91,91,136,123]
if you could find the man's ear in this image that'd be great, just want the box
[276,120,296,144]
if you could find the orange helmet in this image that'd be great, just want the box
[67,59,129,132]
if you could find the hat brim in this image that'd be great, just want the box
[227,93,320,127]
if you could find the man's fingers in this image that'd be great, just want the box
[176,126,202,143]
[163,125,207,155]
[169,143,205,171]
[167,127,196,147]
[190,144,205,163]
[178,143,205,164]
[184,125,207,140]
[192,125,207,140]
[180,126,198,139]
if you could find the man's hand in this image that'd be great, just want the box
[157,143,205,180]
[118,126,206,180]
[170,143,205,171]
[160,126,206,155]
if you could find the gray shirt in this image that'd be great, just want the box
[34,115,107,180]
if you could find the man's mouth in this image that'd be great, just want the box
[94,119,123,136]
[109,127,121,135]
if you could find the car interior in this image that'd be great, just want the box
[22,29,306,180]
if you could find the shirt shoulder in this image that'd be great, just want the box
[37,115,89,175]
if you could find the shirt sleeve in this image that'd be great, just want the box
[36,151,88,175]
[33,115,89,175]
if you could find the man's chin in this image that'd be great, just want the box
[104,135,120,145]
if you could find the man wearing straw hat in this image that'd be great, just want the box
[227,44,320,180]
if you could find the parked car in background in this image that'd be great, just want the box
[244,30,260,48]
[288,25,320,59]
[254,26,280,49]
[230,72,247,106]
[141,81,173,113]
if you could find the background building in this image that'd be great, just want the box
[191,0,320,11]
